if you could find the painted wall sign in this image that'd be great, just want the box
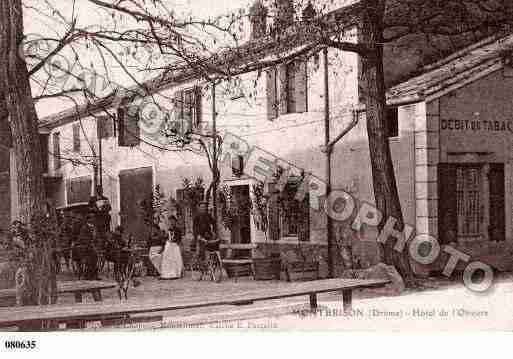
[440,118,513,133]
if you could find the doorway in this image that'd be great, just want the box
[438,163,505,243]
[230,185,251,244]
[119,167,153,246]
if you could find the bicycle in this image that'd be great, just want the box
[190,237,223,283]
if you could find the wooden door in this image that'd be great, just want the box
[230,185,251,244]
[488,163,505,241]
[438,164,457,244]
[456,165,483,240]
[119,167,153,246]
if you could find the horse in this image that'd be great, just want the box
[100,232,140,299]
[70,243,91,280]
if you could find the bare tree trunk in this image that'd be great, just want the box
[359,1,414,282]
[0,0,56,306]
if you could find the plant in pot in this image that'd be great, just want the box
[270,170,319,282]
[250,181,282,280]
[284,241,321,282]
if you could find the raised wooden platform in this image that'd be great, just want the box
[0,278,390,330]
[0,281,116,306]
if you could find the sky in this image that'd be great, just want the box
[25,0,354,118]
[25,0,253,118]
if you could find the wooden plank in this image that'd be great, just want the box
[0,279,389,327]
[0,281,116,299]
[222,259,253,264]
[220,244,257,250]
[57,281,116,293]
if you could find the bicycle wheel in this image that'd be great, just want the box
[211,254,223,283]
[190,257,203,281]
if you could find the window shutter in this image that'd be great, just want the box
[268,191,280,241]
[66,176,92,204]
[294,60,308,113]
[72,123,80,152]
[298,194,310,242]
[277,63,288,115]
[53,132,61,170]
[194,86,202,129]
[117,107,125,146]
[118,106,140,147]
[437,164,457,244]
[489,164,505,241]
[265,68,278,120]
[97,116,114,139]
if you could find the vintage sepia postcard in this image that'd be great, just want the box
[1,1,513,347]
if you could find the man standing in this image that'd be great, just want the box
[192,201,216,260]
[89,187,112,252]
[79,213,100,280]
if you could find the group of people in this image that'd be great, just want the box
[7,193,220,283]
[148,216,184,279]
[147,201,219,279]
[57,191,115,280]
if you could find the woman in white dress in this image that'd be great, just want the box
[160,216,184,280]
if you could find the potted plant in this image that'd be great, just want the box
[284,242,320,282]
[250,181,282,280]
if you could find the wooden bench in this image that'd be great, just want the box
[220,243,257,279]
[0,278,390,330]
[0,281,116,306]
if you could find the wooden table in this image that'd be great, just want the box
[0,278,389,330]
[0,280,117,306]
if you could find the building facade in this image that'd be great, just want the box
[4,1,513,276]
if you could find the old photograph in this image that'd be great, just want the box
[1,0,513,336]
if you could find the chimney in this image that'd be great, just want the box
[274,0,294,30]
[249,0,268,40]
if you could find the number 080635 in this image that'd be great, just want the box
[4,340,36,350]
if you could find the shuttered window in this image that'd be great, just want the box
[66,176,92,204]
[266,68,278,120]
[118,107,140,147]
[456,166,482,238]
[266,59,308,119]
[173,86,202,132]
[278,63,288,115]
[267,182,310,241]
[97,116,115,139]
[294,60,308,113]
